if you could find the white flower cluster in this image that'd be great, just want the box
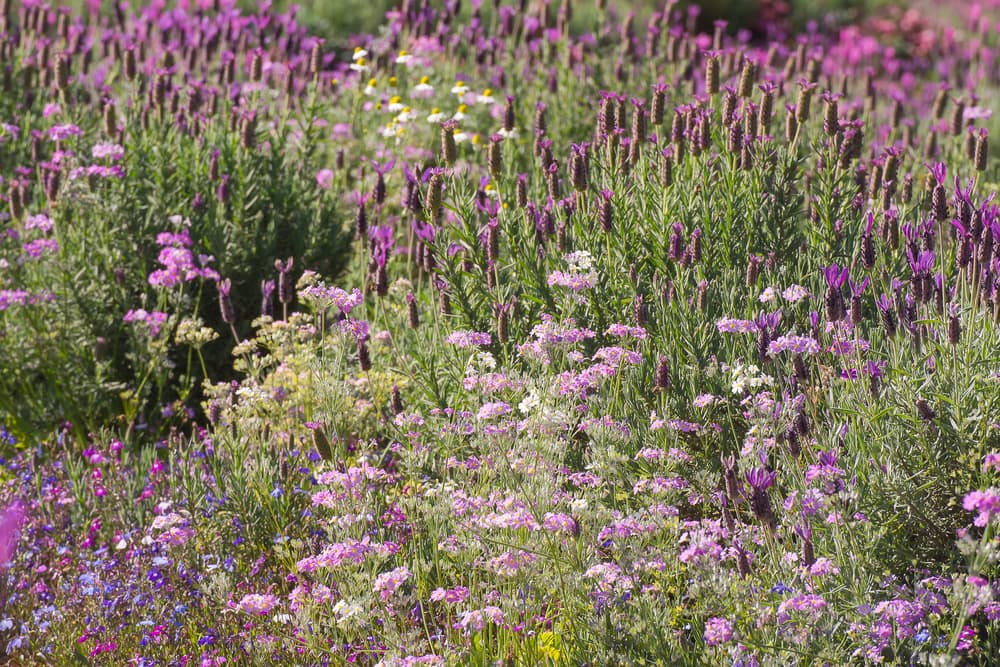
[730,361,774,395]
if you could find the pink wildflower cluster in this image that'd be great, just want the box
[236,593,279,615]
[123,309,169,337]
[148,227,219,287]
[373,566,412,600]
[445,330,492,347]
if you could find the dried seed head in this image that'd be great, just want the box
[441,123,457,166]
[825,284,845,321]
[758,87,774,133]
[54,53,69,90]
[705,55,720,95]
[487,137,502,180]
[795,84,814,123]
[357,338,372,371]
[660,152,673,187]
[785,110,798,143]
[598,190,613,232]
[737,58,754,98]
[634,294,648,327]
[950,97,965,135]
[806,56,821,83]
[7,182,21,220]
[923,130,938,159]
[862,232,875,270]
[976,130,989,172]
[375,263,389,297]
[823,97,838,137]
[124,46,137,81]
[275,257,295,304]
[309,41,323,77]
[902,173,913,204]
[312,425,333,460]
[406,293,419,329]
[217,278,235,325]
[250,50,263,82]
[722,90,737,126]
[240,113,256,150]
[496,305,509,343]
[426,173,443,222]
[355,200,368,239]
[948,313,961,345]
[689,228,702,262]
[534,102,547,135]
[746,254,762,287]
[728,118,743,154]
[932,183,948,222]
[390,385,404,415]
[503,95,515,133]
[515,174,527,208]
[655,355,670,390]
[916,398,935,422]
[650,85,665,125]
[785,426,801,457]
[260,280,275,319]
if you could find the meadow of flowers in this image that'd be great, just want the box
[5,0,1000,664]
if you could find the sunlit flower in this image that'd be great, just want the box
[476,88,495,105]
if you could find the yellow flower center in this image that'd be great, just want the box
[420,76,430,85]
[482,88,492,96]
[388,76,397,86]
[368,78,377,87]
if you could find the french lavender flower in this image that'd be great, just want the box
[746,468,778,532]
[823,264,849,321]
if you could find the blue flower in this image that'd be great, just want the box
[915,628,930,644]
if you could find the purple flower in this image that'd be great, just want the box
[704,617,734,646]
[822,264,849,288]
[747,468,777,491]
[316,169,334,190]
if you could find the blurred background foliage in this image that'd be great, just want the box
[225,0,876,48]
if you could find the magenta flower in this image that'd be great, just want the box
[316,168,334,190]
